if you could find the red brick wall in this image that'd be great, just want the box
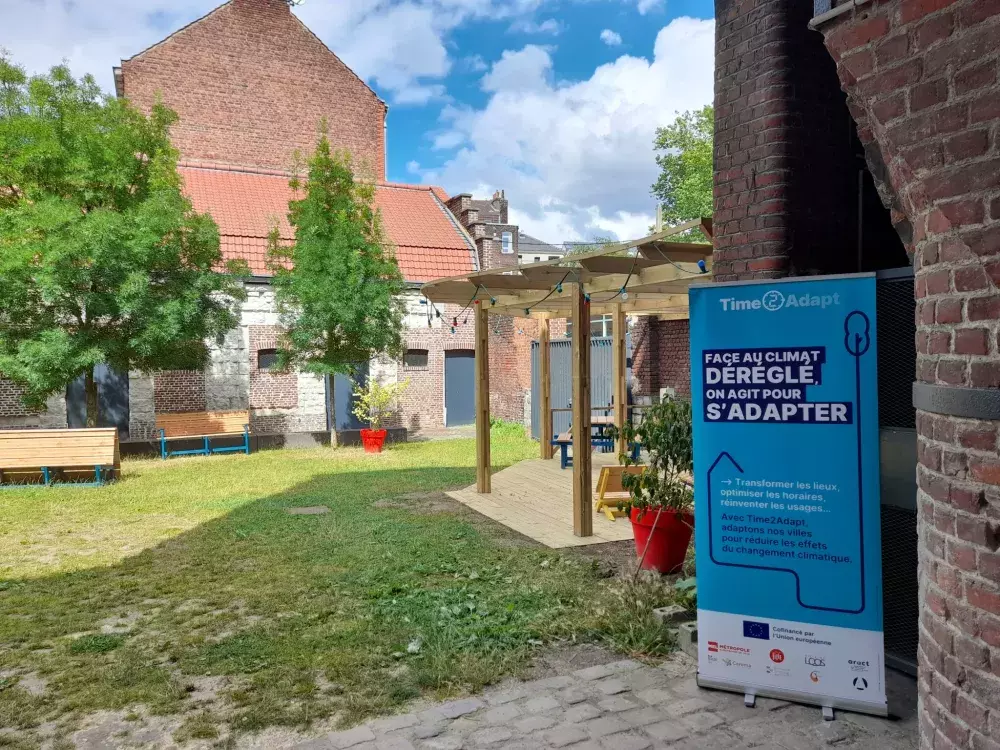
[249,325,297,409]
[154,370,207,413]
[632,318,691,398]
[714,0,864,281]
[120,0,386,177]
[0,379,35,417]
[488,314,533,423]
[812,3,1000,749]
[399,303,527,431]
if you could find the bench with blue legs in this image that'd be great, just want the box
[0,428,120,487]
[155,411,251,460]
[551,431,640,469]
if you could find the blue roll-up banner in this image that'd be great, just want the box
[689,275,886,716]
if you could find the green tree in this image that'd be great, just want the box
[651,105,713,242]
[0,57,246,426]
[268,129,404,379]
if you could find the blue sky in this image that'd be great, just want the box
[2,0,715,242]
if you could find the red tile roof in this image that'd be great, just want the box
[177,164,476,281]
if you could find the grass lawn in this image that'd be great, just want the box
[0,425,674,745]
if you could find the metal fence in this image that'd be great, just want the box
[530,338,614,440]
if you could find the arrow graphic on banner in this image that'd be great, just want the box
[707,449,866,615]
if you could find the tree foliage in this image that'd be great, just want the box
[268,130,405,376]
[351,377,409,430]
[607,397,694,517]
[651,105,713,242]
[0,56,246,424]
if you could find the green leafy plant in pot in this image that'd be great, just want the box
[607,396,694,574]
[351,378,409,453]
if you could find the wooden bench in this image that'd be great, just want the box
[0,428,120,487]
[156,411,251,460]
[551,428,640,470]
[595,464,646,520]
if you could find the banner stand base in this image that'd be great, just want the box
[823,706,835,721]
[697,675,889,718]
[744,693,755,708]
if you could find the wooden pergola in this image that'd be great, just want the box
[420,220,713,538]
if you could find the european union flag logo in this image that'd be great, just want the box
[743,621,770,640]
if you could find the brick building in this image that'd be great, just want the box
[0,0,532,439]
[705,1,1000,748]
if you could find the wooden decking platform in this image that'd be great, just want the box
[447,453,635,548]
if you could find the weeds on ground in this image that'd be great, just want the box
[0,431,685,740]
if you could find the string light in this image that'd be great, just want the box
[523,271,571,317]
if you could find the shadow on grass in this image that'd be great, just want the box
[0,458,653,740]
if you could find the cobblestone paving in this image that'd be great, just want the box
[293,654,918,750]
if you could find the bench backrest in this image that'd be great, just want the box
[156,411,249,438]
[0,428,120,470]
[599,464,646,494]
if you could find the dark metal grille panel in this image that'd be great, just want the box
[876,272,916,429]
[881,504,919,675]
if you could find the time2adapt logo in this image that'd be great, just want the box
[719,289,842,313]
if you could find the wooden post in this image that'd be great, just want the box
[475,301,491,493]
[571,283,593,537]
[539,318,553,459]
[612,304,627,457]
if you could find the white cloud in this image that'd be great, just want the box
[431,17,715,243]
[600,29,623,46]
[481,45,553,94]
[509,18,563,35]
[406,160,421,174]
[0,0,552,107]
[0,0,211,92]
[636,0,665,14]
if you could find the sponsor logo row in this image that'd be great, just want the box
[704,619,872,692]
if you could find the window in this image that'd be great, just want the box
[548,255,560,261]
[258,349,279,371]
[403,349,429,368]
[534,256,541,263]
[501,231,513,254]
[592,314,613,338]
[565,314,614,338]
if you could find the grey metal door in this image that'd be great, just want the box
[66,364,130,437]
[333,365,368,431]
[445,350,475,426]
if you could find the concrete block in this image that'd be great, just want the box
[653,604,693,625]
[677,621,698,659]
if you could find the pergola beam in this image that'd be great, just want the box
[474,301,491,493]
[612,303,627,457]
[539,319,553,460]
[571,283,593,538]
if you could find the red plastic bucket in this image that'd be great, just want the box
[630,507,694,574]
[360,429,387,453]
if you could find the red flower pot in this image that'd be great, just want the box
[630,507,694,574]
[360,428,387,454]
